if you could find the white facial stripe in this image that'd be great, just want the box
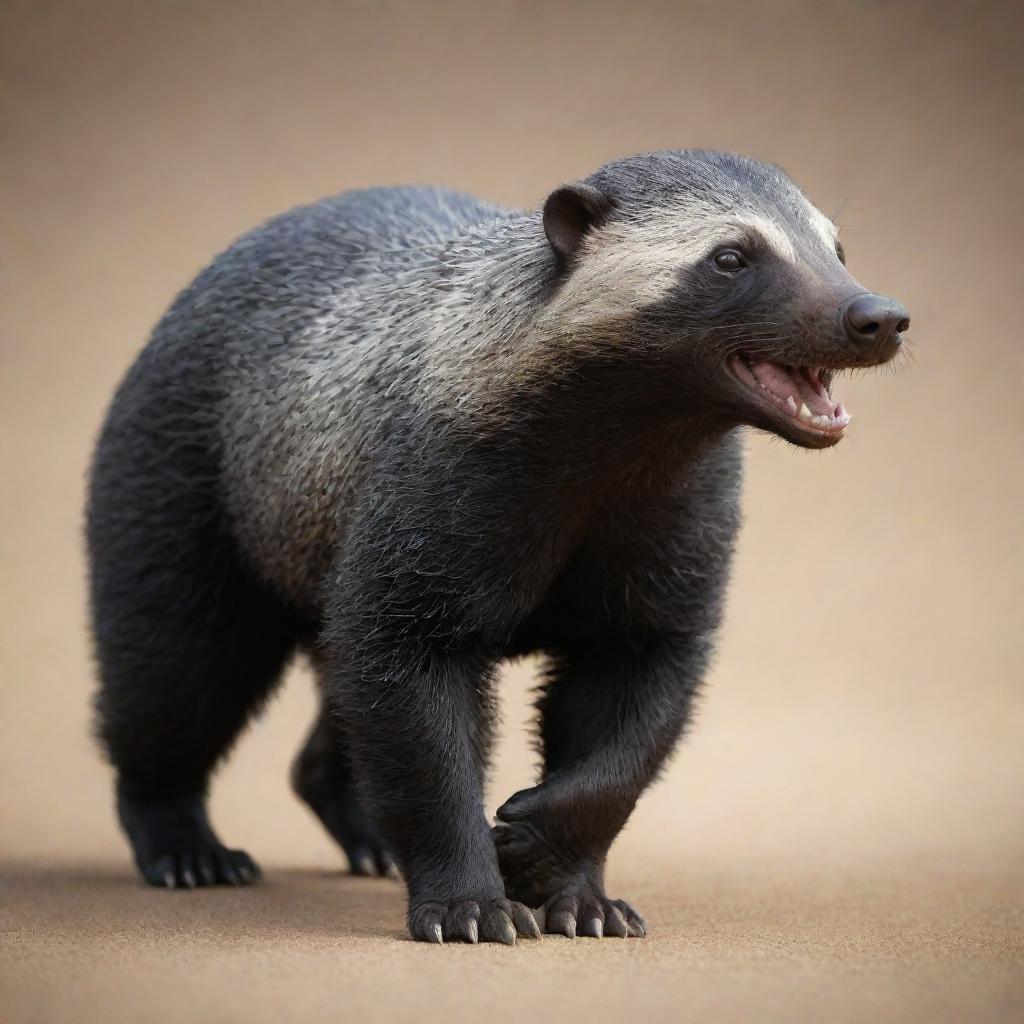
[539,208,809,334]
[730,214,797,263]
[537,220,698,331]
[808,205,840,249]
[634,208,802,266]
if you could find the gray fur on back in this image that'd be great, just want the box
[116,151,831,610]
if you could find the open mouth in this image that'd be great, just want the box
[728,353,851,438]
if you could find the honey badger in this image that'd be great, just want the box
[87,149,910,945]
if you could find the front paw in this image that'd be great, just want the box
[493,814,571,907]
[537,882,647,939]
[408,896,541,945]
[494,793,647,940]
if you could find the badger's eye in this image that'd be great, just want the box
[713,249,747,272]
[835,240,846,265]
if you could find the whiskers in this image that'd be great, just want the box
[701,320,790,359]
[828,339,915,384]
[894,334,918,370]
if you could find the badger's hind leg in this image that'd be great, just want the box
[90,483,302,888]
[291,701,396,878]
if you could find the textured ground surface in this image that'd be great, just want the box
[3,855,1021,1024]
[2,2,1021,1022]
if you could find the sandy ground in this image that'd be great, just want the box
[1,1,1022,1021]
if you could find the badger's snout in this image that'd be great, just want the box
[724,286,912,450]
[841,293,911,363]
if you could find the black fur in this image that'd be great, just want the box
[87,150,905,944]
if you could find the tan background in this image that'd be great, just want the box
[2,1,1022,1021]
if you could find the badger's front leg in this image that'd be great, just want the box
[495,635,701,939]
[323,550,540,945]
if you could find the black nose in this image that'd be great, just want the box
[843,293,911,360]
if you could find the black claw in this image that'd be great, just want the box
[511,905,542,939]
[482,912,517,946]
[240,854,262,883]
[196,853,216,886]
[352,851,376,876]
[145,855,178,889]
[179,853,197,889]
[549,910,576,939]
[375,851,398,877]
[215,849,240,885]
[409,903,447,944]
[604,906,629,938]
[611,900,647,938]
[445,900,481,944]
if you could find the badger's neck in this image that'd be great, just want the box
[413,212,558,402]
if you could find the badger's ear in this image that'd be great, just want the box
[542,182,615,267]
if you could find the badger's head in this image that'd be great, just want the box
[538,150,910,449]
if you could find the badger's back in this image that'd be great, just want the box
[89,186,512,614]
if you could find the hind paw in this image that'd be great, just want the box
[295,783,398,879]
[343,840,399,879]
[141,847,261,888]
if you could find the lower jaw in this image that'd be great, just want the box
[770,411,846,445]
[738,397,846,446]
[726,356,849,445]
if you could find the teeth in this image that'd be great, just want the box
[810,414,831,427]
[798,402,813,422]
[786,396,798,414]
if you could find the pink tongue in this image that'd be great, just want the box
[750,360,835,416]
